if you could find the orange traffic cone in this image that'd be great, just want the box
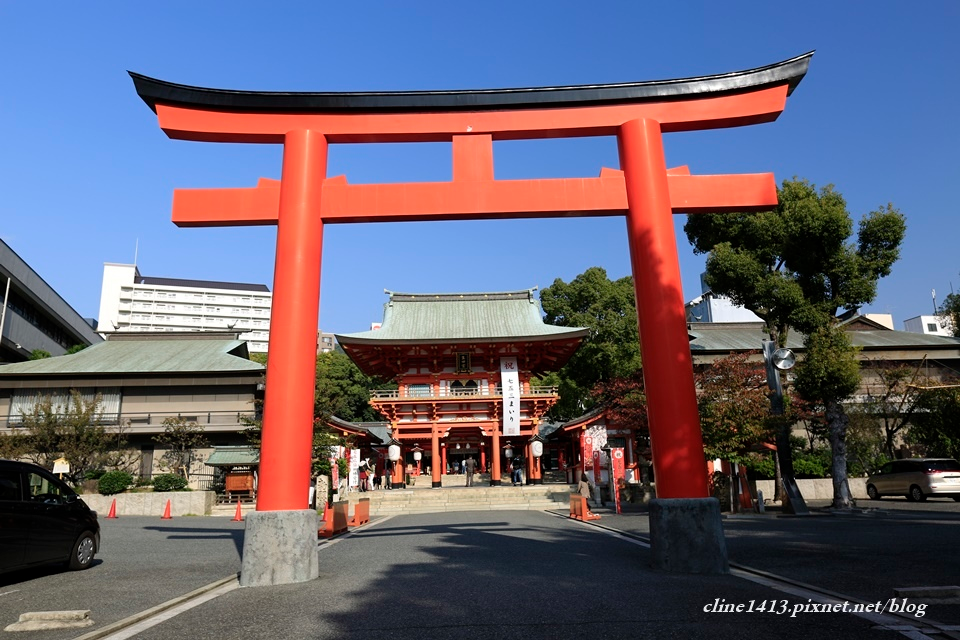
[106,498,117,519]
[161,499,172,519]
[232,500,244,522]
[321,500,330,523]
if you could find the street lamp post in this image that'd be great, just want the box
[762,340,808,516]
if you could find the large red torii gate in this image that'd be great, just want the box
[132,52,811,583]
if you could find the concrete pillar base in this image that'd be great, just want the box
[240,510,319,587]
[648,498,728,574]
[432,481,442,488]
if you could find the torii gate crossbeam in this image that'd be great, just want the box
[131,51,812,584]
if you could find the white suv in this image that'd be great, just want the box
[866,458,960,502]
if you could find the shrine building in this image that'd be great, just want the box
[336,289,587,488]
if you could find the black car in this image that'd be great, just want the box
[0,459,100,574]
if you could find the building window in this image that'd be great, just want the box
[450,380,479,396]
[927,323,938,332]
[408,383,432,397]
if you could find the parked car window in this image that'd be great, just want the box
[0,469,21,501]
[923,460,960,472]
[878,463,893,474]
[26,471,71,505]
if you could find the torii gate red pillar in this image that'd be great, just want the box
[257,130,327,511]
[130,51,812,584]
[619,118,706,498]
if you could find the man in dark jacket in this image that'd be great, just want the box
[464,456,477,486]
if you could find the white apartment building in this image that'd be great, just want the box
[97,263,272,353]
[903,314,955,337]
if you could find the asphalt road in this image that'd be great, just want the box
[1,501,957,639]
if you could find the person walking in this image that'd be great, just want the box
[511,456,523,486]
[464,455,477,486]
[577,473,598,516]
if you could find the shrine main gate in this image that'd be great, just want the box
[132,52,812,585]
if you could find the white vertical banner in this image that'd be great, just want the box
[500,357,521,437]
[349,448,361,488]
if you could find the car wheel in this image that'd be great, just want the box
[69,532,96,570]
[866,485,880,500]
[909,485,926,503]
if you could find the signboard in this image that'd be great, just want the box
[500,357,520,437]
[52,457,70,475]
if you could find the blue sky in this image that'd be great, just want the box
[1,2,958,335]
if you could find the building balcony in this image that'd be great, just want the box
[369,386,558,401]
[2,410,258,433]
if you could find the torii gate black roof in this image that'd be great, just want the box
[130,51,813,115]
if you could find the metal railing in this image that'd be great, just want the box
[369,386,558,400]
[1,410,258,430]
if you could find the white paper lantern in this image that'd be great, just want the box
[388,444,401,461]
[531,441,544,458]
[413,450,422,461]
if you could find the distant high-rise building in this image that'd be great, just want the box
[318,331,336,354]
[97,263,272,353]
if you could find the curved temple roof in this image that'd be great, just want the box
[336,289,589,345]
[130,52,813,115]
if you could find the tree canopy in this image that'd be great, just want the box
[684,178,906,508]
[684,178,906,343]
[538,267,640,420]
[939,288,960,337]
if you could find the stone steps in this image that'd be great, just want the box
[210,476,579,516]
[343,484,576,515]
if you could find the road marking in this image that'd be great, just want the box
[550,511,950,639]
[71,575,238,640]
[89,580,238,640]
[0,589,21,598]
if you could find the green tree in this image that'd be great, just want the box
[684,178,905,507]
[906,386,960,459]
[939,288,960,337]
[154,417,207,481]
[695,353,772,463]
[16,391,131,485]
[850,360,929,459]
[65,344,88,355]
[315,350,393,423]
[793,326,862,508]
[538,267,641,420]
[29,349,52,360]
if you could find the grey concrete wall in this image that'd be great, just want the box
[81,491,215,516]
[755,477,867,501]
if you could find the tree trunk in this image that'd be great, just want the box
[826,400,853,509]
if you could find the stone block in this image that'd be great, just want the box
[240,510,319,587]
[648,497,729,574]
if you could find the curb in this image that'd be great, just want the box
[70,574,238,640]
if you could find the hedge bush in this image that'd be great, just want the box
[98,471,134,495]
[152,473,188,492]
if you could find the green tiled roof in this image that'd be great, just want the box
[337,289,588,343]
[205,446,259,467]
[688,322,960,353]
[0,333,265,375]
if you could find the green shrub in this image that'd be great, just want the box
[134,476,153,487]
[152,473,188,492]
[98,471,134,495]
[84,468,106,480]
